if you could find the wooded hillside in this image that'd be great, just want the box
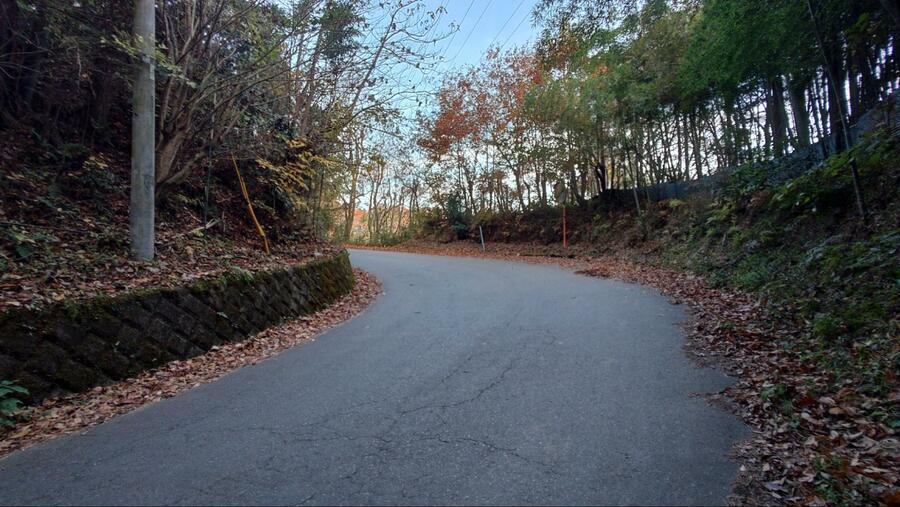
[349,0,897,239]
[0,0,443,305]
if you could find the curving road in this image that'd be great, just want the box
[0,250,747,505]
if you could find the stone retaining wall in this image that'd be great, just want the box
[0,251,355,402]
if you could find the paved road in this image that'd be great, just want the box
[0,250,747,505]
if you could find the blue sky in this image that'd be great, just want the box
[398,0,540,115]
[426,0,540,71]
[348,0,543,135]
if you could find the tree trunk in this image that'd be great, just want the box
[691,110,704,178]
[344,160,359,240]
[769,76,789,157]
[787,75,811,148]
[722,97,738,166]
[824,42,849,151]
[807,0,868,221]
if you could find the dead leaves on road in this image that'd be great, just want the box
[0,269,380,459]
[1,233,343,312]
[577,259,898,506]
[360,241,898,506]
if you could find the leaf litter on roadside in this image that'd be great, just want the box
[357,241,898,506]
[0,269,380,459]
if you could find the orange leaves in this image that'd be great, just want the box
[361,240,900,504]
[419,48,542,162]
[0,269,381,458]
[419,76,483,161]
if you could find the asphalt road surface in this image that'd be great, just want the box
[0,250,748,505]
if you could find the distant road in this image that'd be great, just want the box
[0,249,747,505]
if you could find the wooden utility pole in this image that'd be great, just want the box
[130,0,156,260]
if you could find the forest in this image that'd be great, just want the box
[1,0,896,245]
[1,0,443,257]
[361,0,897,242]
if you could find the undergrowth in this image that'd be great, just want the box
[648,130,899,400]
[0,380,28,427]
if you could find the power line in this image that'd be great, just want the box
[498,7,531,50]
[414,0,477,110]
[414,0,449,68]
[422,0,449,40]
[485,0,527,51]
[447,0,494,63]
[438,0,475,61]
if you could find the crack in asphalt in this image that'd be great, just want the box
[397,357,518,417]
[0,250,747,506]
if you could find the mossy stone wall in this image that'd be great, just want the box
[0,251,354,402]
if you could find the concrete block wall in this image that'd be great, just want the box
[0,252,354,402]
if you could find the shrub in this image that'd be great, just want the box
[444,193,469,239]
[0,380,28,427]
